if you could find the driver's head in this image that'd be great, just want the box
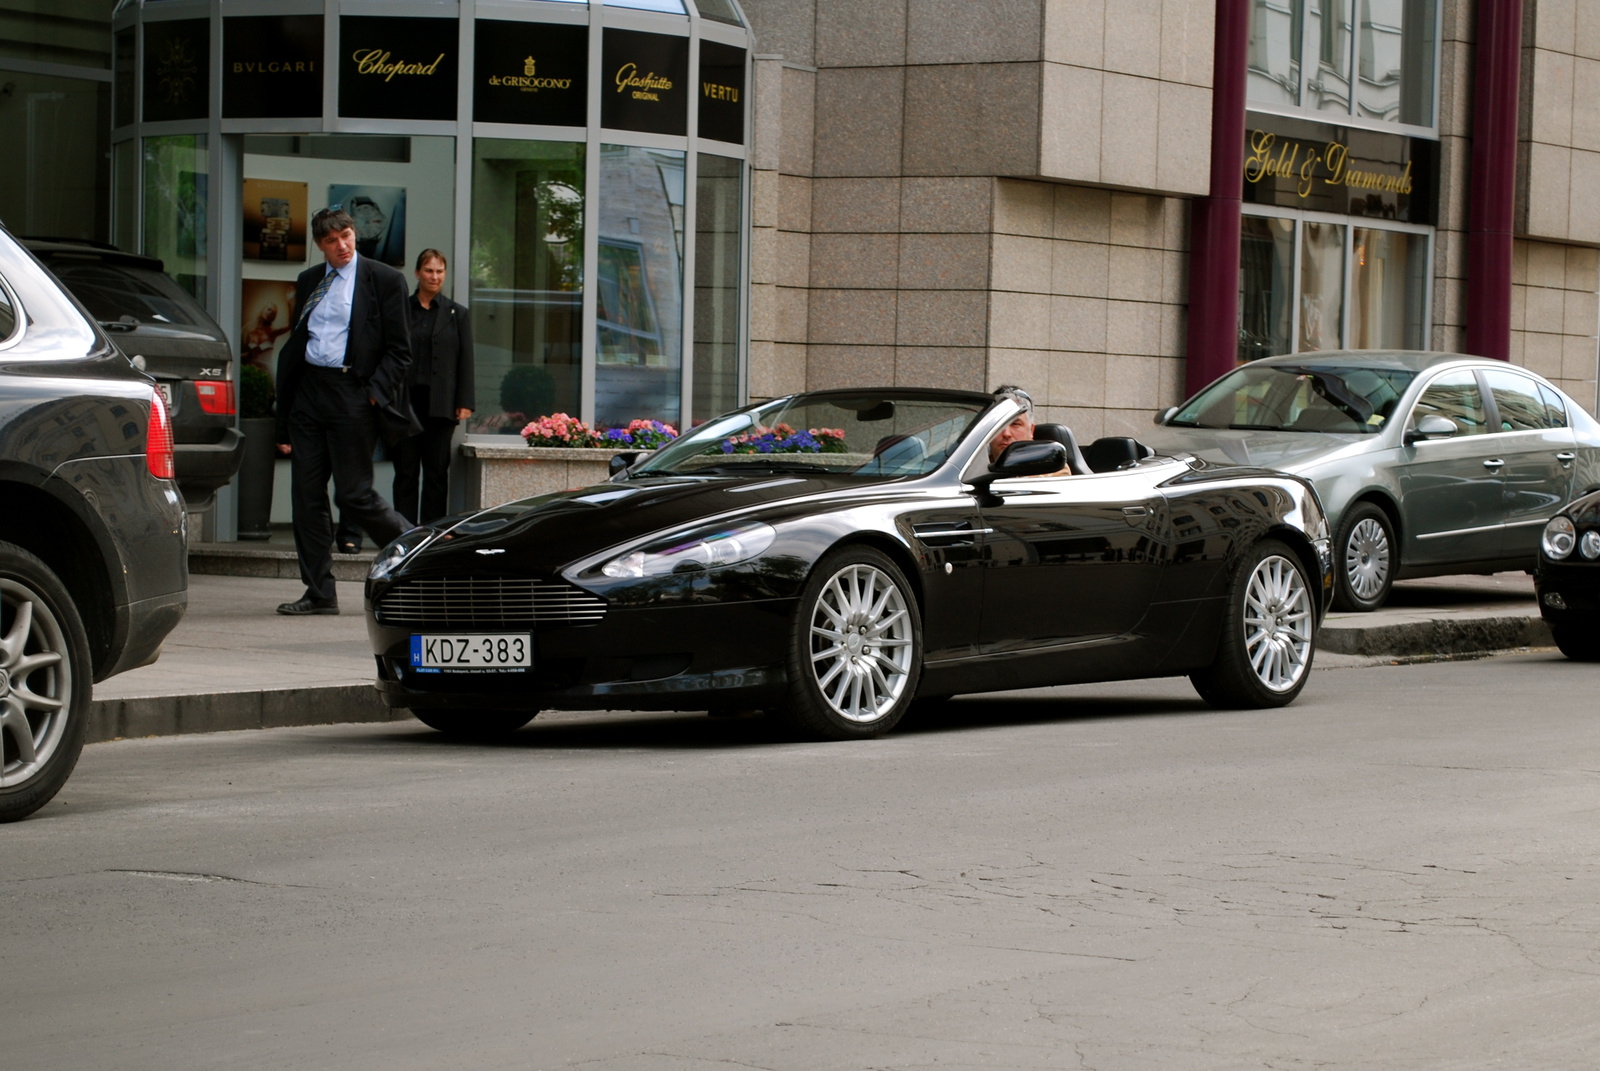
[989,385,1035,463]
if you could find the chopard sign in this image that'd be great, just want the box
[616,63,673,101]
[350,48,445,81]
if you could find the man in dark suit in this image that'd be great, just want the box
[273,206,416,615]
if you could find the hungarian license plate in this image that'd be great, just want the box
[410,634,531,673]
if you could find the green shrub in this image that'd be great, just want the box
[240,364,275,419]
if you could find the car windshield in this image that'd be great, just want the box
[1169,363,1417,434]
[631,393,992,478]
[41,257,207,327]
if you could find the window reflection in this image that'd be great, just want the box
[1307,0,1353,115]
[1248,0,1302,108]
[1299,221,1345,351]
[142,133,208,305]
[1412,370,1488,436]
[1358,0,1435,125]
[1483,370,1550,432]
[1239,215,1295,362]
[469,139,586,434]
[597,144,685,427]
[694,154,742,422]
[1350,227,1425,349]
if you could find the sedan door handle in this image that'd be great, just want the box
[1483,458,1504,469]
[1556,452,1576,465]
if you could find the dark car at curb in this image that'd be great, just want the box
[364,388,1333,741]
[1535,488,1600,660]
[0,226,188,821]
[23,238,244,508]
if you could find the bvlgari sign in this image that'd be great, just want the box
[223,15,323,119]
[602,29,688,137]
[1242,115,1436,225]
[474,20,587,127]
[339,17,457,121]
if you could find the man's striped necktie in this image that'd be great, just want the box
[296,267,337,330]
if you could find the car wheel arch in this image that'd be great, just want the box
[1265,524,1326,610]
[0,479,119,676]
[816,532,926,620]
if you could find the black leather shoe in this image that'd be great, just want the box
[336,539,361,554]
[276,596,339,616]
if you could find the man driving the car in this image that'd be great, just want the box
[989,384,1036,463]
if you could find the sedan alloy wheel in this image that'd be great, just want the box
[1334,502,1395,612]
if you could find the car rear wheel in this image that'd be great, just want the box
[411,709,537,740]
[1191,539,1316,709]
[0,542,92,823]
[781,546,922,740]
[1333,502,1395,612]
[1551,626,1600,662]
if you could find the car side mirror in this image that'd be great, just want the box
[1405,414,1457,445]
[608,451,640,478]
[1156,406,1177,425]
[967,440,1067,493]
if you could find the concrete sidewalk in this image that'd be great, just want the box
[87,569,1552,744]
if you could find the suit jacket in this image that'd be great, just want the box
[406,291,476,422]
[275,254,416,444]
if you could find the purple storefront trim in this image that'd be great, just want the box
[1185,0,1251,394]
[1465,0,1523,361]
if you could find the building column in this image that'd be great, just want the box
[1464,0,1523,361]
[1185,0,1251,392]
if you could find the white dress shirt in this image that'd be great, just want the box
[305,251,359,368]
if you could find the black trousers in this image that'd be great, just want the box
[289,367,408,601]
[391,396,456,526]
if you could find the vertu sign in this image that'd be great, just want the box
[697,40,745,145]
[474,21,587,127]
[222,15,323,119]
[1242,117,1436,225]
[602,29,688,136]
[339,17,458,121]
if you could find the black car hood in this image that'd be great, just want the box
[413,473,890,575]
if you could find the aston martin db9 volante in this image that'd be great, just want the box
[1146,352,1600,612]
[365,389,1333,740]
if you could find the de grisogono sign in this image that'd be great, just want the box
[475,21,587,127]
[1242,118,1437,225]
[338,17,458,122]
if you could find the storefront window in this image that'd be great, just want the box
[1239,215,1294,363]
[142,134,208,306]
[1308,0,1353,116]
[112,140,137,253]
[1358,0,1435,126]
[596,144,685,428]
[693,154,742,423]
[469,139,587,435]
[1299,221,1345,351]
[1248,0,1301,109]
[1350,226,1426,349]
[0,71,110,241]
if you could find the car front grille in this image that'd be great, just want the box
[374,576,607,628]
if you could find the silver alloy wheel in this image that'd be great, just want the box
[1344,516,1391,601]
[1242,554,1314,693]
[808,562,914,723]
[0,578,71,788]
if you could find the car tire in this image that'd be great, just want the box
[411,709,537,740]
[780,546,922,740]
[0,541,92,823]
[1332,502,1395,612]
[1550,626,1600,662]
[1190,538,1317,709]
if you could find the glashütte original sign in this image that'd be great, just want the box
[339,17,458,121]
[474,20,587,127]
[697,41,745,145]
[223,15,323,120]
[1241,117,1436,224]
[602,29,688,137]
[142,19,209,124]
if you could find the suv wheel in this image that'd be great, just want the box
[0,541,91,822]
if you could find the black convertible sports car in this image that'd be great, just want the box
[364,389,1333,739]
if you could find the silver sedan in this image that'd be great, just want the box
[1145,351,1600,611]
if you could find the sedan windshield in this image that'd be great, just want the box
[631,393,991,478]
[1170,363,1416,434]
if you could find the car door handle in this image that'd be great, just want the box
[1483,458,1504,469]
[1556,452,1576,465]
[913,522,992,546]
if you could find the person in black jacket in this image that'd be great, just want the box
[273,206,417,615]
[392,248,474,525]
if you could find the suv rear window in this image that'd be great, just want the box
[41,257,205,327]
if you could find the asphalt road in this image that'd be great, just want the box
[6,652,1600,1069]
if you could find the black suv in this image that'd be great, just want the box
[0,225,188,821]
[24,239,243,507]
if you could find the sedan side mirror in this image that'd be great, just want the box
[967,440,1068,493]
[1156,406,1177,425]
[608,451,641,478]
[1404,414,1457,445]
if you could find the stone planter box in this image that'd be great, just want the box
[461,443,638,509]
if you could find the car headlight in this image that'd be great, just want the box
[1542,516,1576,560]
[601,522,776,579]
[370,528,432,581]
[1582,529,1600,560]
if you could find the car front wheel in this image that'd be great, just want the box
[781,546,922,740]
[1551,626,1600,662]
[0,541,92,822]
[1333,502,1395,612]
[412,709,537,740]
[1191,539,1317,709]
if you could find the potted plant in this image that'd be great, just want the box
[235,365,277,540]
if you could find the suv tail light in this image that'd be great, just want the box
[147,387,175,479]
[194,379,236,415]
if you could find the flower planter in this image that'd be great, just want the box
[460,443,639,509]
